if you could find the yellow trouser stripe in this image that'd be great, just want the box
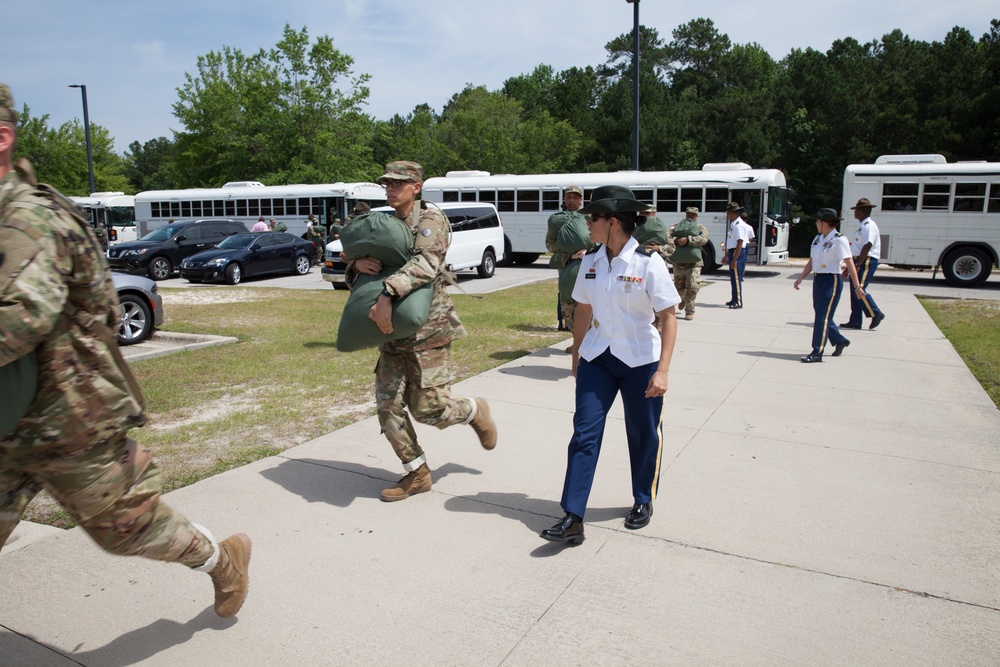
[819,282,838,350]
[650,403,665,501]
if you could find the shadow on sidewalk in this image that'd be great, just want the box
[259,458,482,507]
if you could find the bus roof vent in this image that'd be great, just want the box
[702,162,752,171]
[90,191,125,197]
[445,170,491,178]
[221,181,266,188]
[874,154,946,165]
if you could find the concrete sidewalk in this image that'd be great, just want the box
[2,272,999,666]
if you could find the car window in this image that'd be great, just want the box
[253,235,277,249]
[271,233,295,245]
[179,225,202,241]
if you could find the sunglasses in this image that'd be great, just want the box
[587,213,611,223]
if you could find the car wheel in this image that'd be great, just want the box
[477,249,496,278]
[117,294,152,345]
[294,254,311,275]
[148,256,172,281]
[942,247,991,287]
[225,263,242,285]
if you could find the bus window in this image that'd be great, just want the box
[236,200,248,217]
[656,187,678,213]
[273,199,284,216]
[479,190,496,205]
[224,201,236,216]
[680,188,701,212]
[170,202,181,218]
[191,201,202,217]
[284,198,296,216]
[767,186,789,218]
[261,199,272,216]
[989,184,1000,213]
[461,191,477,202]
[631,188,653,207]
[443,191,459,202]
[248,200,260,217]
[517,189,540,212]
[705,187,729,212]
[883,183,918,210]
[542,190,561,211]
[921,184,951,211]
[497,190,515,212]
[954,183,986,212]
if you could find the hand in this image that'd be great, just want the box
[730,260,737,271]
[794,278,802,291]
[644,370,668,398]
[676,236,688,246]
[368,295,394,334]
[571,249,586,260]
[354,257,382,275]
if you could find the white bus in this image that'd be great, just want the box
[842,155,1000,287]
[134,180,387,239]
[69,192,137,245]
[422,164,793,269]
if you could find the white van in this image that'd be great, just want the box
[322,202,506,287]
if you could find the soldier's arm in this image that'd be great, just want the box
[0,224,69,366]
[383,207,448,299]
[688,225,710,247]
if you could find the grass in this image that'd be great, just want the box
[23,280,569,528]
[919,297,1000,409]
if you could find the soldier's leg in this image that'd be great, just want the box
[406,345,474,429]
[375,351,424,469]
[673,266,690,313]
[687,265,702,314]
[0,464,43,548]
[562,300,576,333]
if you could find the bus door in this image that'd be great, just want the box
[730,189,764,264]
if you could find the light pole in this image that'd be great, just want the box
[626,0,640,171]
[68,84,95,194]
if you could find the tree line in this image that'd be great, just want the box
[13,20,1000,252]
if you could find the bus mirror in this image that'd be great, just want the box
[792,216,801,225]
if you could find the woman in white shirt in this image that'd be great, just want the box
[540,185,681,544]
[793,208,866,363]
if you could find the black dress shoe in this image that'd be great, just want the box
[624,503,653,530]
[870,312,885,329]
[840,322,862,329]
[831,339,851,357]
[800,352,823,363]
[728,303,742,309]
[540,513,585,544]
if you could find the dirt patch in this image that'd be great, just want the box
[160,288,269,306]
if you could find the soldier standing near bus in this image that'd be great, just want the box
[545,185,587,334]
[668,207,709,320]
[0,83,251,619]
[307,214,325,265]
[93,219,109,251]
[841,197,886,330]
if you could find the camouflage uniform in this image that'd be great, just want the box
[354,200,472,470]
[668,219,709,318]
[94,221,108,251]
[545,209,589,332]
[307,217,325,263]
[0,161,214,568]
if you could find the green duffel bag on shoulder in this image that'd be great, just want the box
[556,215,592,255]
[558,258,582,302]
[338,211,412,266]
[0,351,38,438]
[336,270,434,352]
[633,216,669,247]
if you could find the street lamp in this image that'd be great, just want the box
[626,0,640,171]
[68,84,95,194]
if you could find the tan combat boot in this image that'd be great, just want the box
[380,463,432,502]
[470,398,497,450]
[209,533,252,618]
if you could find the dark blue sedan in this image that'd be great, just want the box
[179,232,314,285]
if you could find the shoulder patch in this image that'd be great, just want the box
[637,246,656,257]
[585,245,601,255]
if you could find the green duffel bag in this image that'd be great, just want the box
[556,215,592,254]
[338,211,412,265]
[558,258,582,302]
[0,351,38,438]
[633,216,669,246]
[336,269,434,352]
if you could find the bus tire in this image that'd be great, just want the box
[514,252,541,265]
[225,263,243,285]
[942,247,992,288]
[477,249,496,278]
[148,256,172,281]
[497,237,514,267]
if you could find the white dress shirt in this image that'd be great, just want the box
[851,217,881,259]
[811,230,852,273]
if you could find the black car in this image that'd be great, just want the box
[179,232,315,285]
[107,219,248,280]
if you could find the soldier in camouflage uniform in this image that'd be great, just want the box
[347,161,498,502]
[668,207,710,320]
[544,185,587,335]
[93,220,109,251]
[307,214,325,265]
[269,217,288,233]
[0,84,250,618]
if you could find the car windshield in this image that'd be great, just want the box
[140,226,182,242]
[215,234,256,250]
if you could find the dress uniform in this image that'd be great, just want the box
[724,203,753,308]
[843,198,886,330]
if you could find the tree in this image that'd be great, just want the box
[124,137,178,192]
[172,24,376,186]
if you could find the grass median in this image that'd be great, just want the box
[919,297,1000,409]
[25,280,569,528]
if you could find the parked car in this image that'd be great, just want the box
[179,232,315,285]
[111,272,163,345]
[107,219,248,280]
[321,203,505,288]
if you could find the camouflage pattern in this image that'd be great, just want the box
[273,220,288,233]
[0,163,212,566]
[94,222,108,251]
[377,161,424,183]
[0,84,16,124]
[668,219,708,266]
[308,222,326,262]
[380,201,467,353]
[672,263,702,315]
[561,300,578,332]
[375,345,474,465]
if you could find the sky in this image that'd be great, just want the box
[5,0,998,156]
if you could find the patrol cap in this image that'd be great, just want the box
[850,197,877,210]
[352,201,371,213]
[0,84,17,124]
[811,207,842,222]
[578,185,648,215]
[685,206,700,214]
[378,161,424,184]
[564,185,583,196]
[308,214,317,221]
